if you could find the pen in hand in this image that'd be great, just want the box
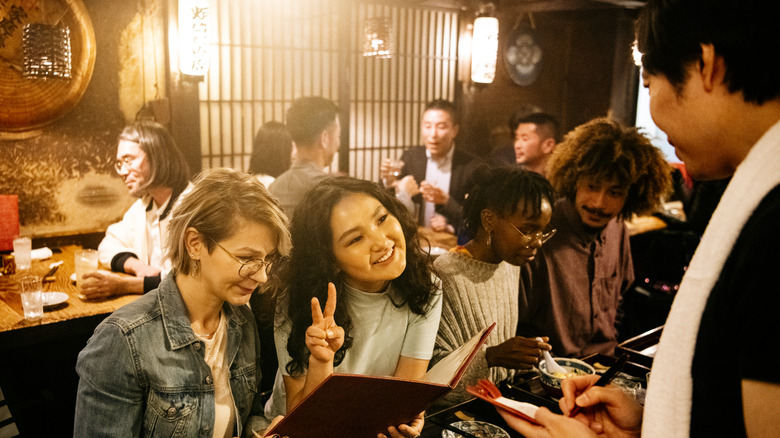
[568,353,629,417]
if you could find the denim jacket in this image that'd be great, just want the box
[74,275,266,437]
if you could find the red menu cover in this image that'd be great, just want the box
[0,195,20,252]
[264,322,496,438]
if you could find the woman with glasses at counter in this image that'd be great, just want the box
[264,177,442,438]
[430,166,555,409]
[74,168,291,438]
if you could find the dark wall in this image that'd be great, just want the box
[460,7,638,156]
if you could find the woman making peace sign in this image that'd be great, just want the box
[265,177,442,438]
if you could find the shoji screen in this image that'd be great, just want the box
[199,0,459,179]
[350,3,459,181]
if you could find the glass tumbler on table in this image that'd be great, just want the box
[19,274,43,321]
[75,249,99,293]
[13,236,32,271]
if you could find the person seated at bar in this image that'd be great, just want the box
[519,117,671,357]
[74,168,291,437]
[268,96,341,216]
[81,120,190,299]
[431,166,554,409]
[265,177,442,438]
[248,121,294,187]
[380,99,483,234]
[495,0,780,436]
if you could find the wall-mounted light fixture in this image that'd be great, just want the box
[23,23,72,79]
[470,4,498,84]
[178,0,210,77]
[363,16,393,58]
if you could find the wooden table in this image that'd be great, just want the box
[0,245,139,342]
[0,245,144,435]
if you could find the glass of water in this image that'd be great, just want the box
[19,274,43,321]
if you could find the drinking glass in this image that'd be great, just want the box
[19,274,43,321]
[75,249,99,291]
[13,236,32,271]
[388,159,404,177]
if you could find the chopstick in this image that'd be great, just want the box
[429,417,480,438]
[43,261,63,282]
[569,353,629,417]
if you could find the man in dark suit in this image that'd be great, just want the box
[381,99,482,233]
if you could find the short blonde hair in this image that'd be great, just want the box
[166,167,291,275]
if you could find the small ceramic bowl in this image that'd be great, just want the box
[440,420,510,438]
[538,357,596,398]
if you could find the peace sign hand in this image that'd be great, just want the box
[305,282,345,364]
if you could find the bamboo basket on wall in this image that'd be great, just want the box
[0,0,96,136]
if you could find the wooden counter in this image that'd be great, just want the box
[0,245,139,336]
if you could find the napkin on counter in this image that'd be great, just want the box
[31,247,53,261]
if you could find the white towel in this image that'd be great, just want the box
[643,119,780,437]
[31,247,53,261]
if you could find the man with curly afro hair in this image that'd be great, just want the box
[517,117,672,358]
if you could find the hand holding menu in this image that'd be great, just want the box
[264,322,496,438]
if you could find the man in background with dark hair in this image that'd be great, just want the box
[380,99,482,233]
[511,112,559,177]
[82,120,191,299]
[268,96,341,216]
[518,118,671,358]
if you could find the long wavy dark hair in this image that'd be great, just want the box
[280,177,437,376]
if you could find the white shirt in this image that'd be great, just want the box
[196,312,236,438]
[423,146,454,226]
[145,196,169,269]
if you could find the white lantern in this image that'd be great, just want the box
[179,0,210,76]
[470,16,499,84]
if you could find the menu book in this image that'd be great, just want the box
[265,322,496,438]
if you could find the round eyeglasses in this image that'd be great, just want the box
[114,156,140,174]
[209,238,273,278]
[502,219,556,245]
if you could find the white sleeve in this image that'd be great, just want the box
[97,199,145,268]
[400,279,443,360]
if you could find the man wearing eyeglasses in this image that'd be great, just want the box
[517,118,672,357]
[81,120,191,299]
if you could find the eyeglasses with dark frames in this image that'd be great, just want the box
[209,237,273,278]
[502,219,556,245]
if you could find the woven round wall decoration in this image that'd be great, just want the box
[0,0,96,134]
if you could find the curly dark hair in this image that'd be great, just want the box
[547,117,672,219]
[280,177,437,376]
[462,165,555,239]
